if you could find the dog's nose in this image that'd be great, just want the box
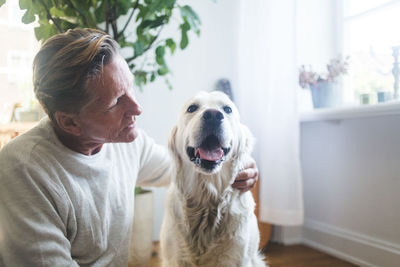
[203,109,224,124]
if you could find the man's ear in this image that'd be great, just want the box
[54,111,81,136]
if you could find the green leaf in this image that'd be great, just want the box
[118,35,135,48]
[94,0,106,23]
[117,0,131,16]
[0,0,6,7]
[64,7,77,17]
[165,38,176,54]
[22,9,35,24]
[165,0,176,9]
[181,19,190,31]
[71,0,89,11]
[133,40,145,58]
[19,0,31,9]
[165,78,173,90]
[59,19,78,31]
[50,6,67,17]
[180,20,190,49]
[140,15,167,29]
[134,186,142,195]
[179,5,201,35]
[180,31,188,49]
[157,66,169,76]
[147,0,165,14]
[156,55,164,65]
[155,46,165,57]
[34,23,58,41]
[134,71,148,91]
[150,72,156,82]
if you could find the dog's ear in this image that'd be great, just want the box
[168,125,182,171]
[234,124,255,161]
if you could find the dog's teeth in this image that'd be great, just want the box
[195,157,201,166]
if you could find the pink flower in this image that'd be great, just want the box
[299,55,350,89]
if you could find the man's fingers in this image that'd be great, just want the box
[235,168,258,182]
[232,176,257,189]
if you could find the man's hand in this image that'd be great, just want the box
[231,157,259,193]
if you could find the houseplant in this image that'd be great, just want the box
[299,55,350,108]
[0,0,201,89]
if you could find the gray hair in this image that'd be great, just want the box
[33,28,120,121]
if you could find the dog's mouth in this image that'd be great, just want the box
[186,135,231,172]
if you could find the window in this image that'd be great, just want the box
[0,1,39,124]
[341,0,400,105]
[7,50,33,83]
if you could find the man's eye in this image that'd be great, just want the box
[109,98,121,109]
[187,104,198,113]
[223,106,232,114]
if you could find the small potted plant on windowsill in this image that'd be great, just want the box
[299,55,350,109]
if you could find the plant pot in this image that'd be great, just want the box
[360,93,370,105]
[377,91,392,103]
[310,82,340,109]
[128,190,154,267]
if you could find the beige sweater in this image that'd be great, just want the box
[0,118,171,266]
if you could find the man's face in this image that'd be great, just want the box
[75,54,142,144]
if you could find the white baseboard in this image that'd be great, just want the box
[271,225,302,245]
[302,219,400,267]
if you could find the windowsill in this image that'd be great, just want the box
[300,100,400,122]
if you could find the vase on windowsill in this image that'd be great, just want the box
[309,82,340,109]
[299,55,349,109]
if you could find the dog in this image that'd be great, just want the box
[160,91,266,267]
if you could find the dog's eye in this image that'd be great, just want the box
[187,104,198,113]
[223,106,232,114]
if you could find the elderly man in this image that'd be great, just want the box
[0,28,258,266]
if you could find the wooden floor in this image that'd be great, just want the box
[148,242,357,267]
[263,243,357,267]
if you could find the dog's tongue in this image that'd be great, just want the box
[197,147,224,161]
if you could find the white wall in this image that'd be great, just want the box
[300,115,400,266]
[134,0,240,240]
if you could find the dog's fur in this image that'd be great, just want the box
[160,91,266,267]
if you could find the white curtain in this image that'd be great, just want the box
[237,0,304,226]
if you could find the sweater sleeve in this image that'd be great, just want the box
[0,165,79,267]
[136,130,172,187]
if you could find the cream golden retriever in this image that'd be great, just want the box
[160,91,266,267]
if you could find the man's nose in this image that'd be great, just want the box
[125,95,142,116]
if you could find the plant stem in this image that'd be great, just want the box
[111,0,118,39]
[105,0,110,34]
[126,26,164,64]
[64,0,92,28]
[38,0,63,32]
[118,0,140,40]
